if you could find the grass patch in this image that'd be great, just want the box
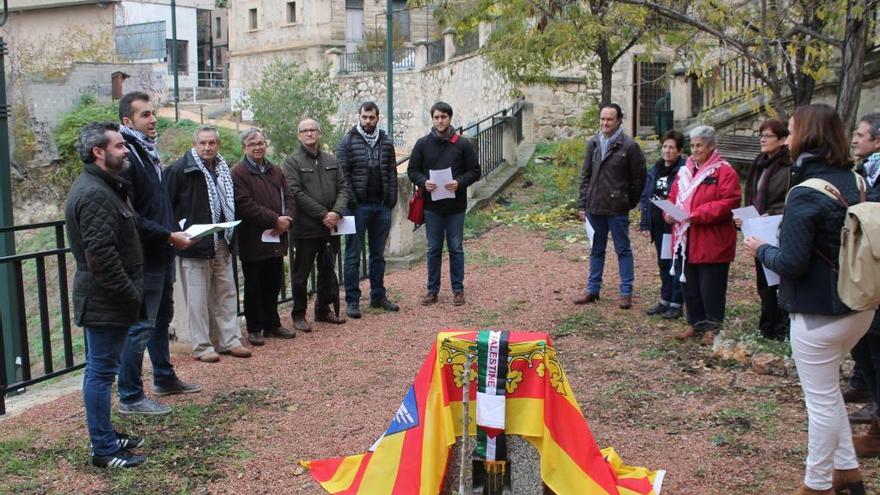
[465,248,513,267]
[460,308,500,328]
[464,208,498,239]
[0,389,275,494]
[554,308,605,337]
[724,302,791,357]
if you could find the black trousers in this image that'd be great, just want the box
[241,257,283,333]
[291,236,339,316]
[681,261,730,328]
[755,259,789,339]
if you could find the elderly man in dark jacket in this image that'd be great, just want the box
[66,121,146,468]
[337,102,399,319]
[283,117,350,332]
[165,125,250,362]
[116,92,200,418]
[231,128,295,345]
[576,103,646,309]
[407,101,481,306]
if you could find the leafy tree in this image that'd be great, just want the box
[435,0,659,106]
[618,0,877,129]
[242,60,341,158]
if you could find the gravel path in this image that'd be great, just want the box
[2,193,878,494]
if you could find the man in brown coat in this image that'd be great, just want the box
[231,128,296,345]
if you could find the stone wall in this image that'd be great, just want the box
[332,52,517,150]
[20,62,166,164]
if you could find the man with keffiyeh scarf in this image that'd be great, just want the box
[848,113,880,456]
[116,92,201,417]
[165,125,250,363]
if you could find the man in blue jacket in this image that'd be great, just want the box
[117,92,201,415]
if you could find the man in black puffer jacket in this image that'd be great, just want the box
[337,102,399,319]
[66,121,146,469]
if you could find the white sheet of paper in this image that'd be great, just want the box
[660,233,673,260]
[651,199,688,222]
[741,215,783,286]
[584,218,595,245]
[331,215,357,236]
[178,218,187,229]
[261,229,281,243]
[429,168,456,201]
[732,206,760,221]
[183,220,241,239]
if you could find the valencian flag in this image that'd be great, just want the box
[302,331,664,494]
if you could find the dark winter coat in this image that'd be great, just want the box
[65,163,144,328]
[639,155,685,243]
[406,130,481,215]
[119,131,177,267]
[578,132,647,216]
[744,147,793,215]
[757,154,873,316]
[336,127,398,209]
[231,158,295,262]
[164,152,233,259]
[282,145,350,239]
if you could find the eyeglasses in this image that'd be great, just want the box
[759,134,778,140]
[245,142,266,147]
[298,128,320,134]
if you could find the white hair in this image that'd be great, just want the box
[689,125,716,146]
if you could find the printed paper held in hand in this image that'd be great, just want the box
[331,216,357,236]
[732,206,760,221]
[650,199,688,222]
[183,220,241,239]
[261,230,281,243]
[741,215,783,286]
[429,168,456,201]
[584,218,595,245]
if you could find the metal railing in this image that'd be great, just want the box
[426,39,445,66]
[0,221,364,414]
[455,31,479,56]
[0,221,78,415]
[338,46,416,74]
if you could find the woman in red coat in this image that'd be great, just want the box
[665,125,742,345]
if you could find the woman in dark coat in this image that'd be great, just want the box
[639,129,686,319]
[745,104,873,495]
[739,119,792,341]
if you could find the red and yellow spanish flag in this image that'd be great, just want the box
[302,331,663,494]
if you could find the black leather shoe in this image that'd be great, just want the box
[661,306,683,319]
[850,403,878,424]
[347,303,362,319]
[645,302,669,316]
[844,384,871,404]
[370,298,399,312]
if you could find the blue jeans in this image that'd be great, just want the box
[586,213,634,296]
[118,262,177,404]
[344,203,392,305]
[424,209,466,294]
[84,326,128,456]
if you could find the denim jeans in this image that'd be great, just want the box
[586,213,634,296]
[651,232,682,305]
[84,326,128,456]
[344,203,392,305]
[424,209,466,294]
[118,262,177,404]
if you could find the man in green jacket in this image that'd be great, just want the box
[283,117,350,332]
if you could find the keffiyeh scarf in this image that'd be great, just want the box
[670,150,729,282]
[120,125,161,179]
[865,152,880,188]
[190,148,235,247]
[356,122,380,149]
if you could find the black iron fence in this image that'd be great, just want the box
[338,46,416,74]
[0,222,362,415]
[426,39,445,66]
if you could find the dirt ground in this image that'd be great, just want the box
[1,177,878,494]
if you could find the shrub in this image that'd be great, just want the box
[156,120,242,165]
[242,60,341,159]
